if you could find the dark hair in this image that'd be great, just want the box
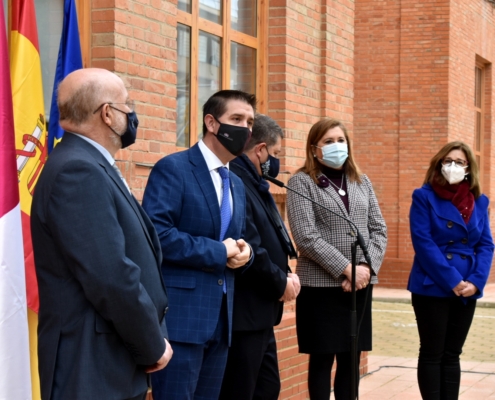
[202,90,257,135]
[424,141,481,198]
[58,79,103,125]
[299,118,362,184]
[244,113,284,151]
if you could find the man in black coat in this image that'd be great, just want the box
[219,114,300,400]
[31,68,172,400]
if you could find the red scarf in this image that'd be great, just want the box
[431,175,474,224]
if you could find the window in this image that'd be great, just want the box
[175,0,267,148]
[474,64,484,183]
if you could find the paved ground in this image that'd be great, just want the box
[357,283,495,399]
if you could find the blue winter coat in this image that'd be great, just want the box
[408,183,494,299]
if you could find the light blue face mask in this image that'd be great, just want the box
[318,142,348,169]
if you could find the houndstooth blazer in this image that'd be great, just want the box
[287,171,387,287]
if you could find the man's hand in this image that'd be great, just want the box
[280,277,297,302]
[459,281,478,297]
[223,238,241,258]
[453,280,468,296]
[226,239,251,269]
[289,273,301,296]
[145,339,173,373]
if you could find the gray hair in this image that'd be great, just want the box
[245,113,284,151]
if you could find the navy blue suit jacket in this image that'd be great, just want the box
[230,161,290,331]
[143,143,247,345]
[31,133,168,400]
[408,184,494,299]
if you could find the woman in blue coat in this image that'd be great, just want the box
[408,141,494,399]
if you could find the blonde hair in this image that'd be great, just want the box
[424,141,481,198]
[298,119,362,184]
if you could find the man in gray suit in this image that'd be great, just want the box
[31,68,172,400]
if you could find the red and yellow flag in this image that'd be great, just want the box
[10,0,48,398]
[0,1,32,397]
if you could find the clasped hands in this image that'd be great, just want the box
[452,280,478,297]
[223,238,251,269]
[341,263,370,293]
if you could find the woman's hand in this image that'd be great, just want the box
[342,278,352,292]
[343,263,370,287]
[452,280,468,296]
[459,281,478,297]
[342,263,370,292]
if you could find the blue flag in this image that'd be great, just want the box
[48,0,83,153]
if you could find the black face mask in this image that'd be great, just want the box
[213,116,251,156]
[261,154,280,178]
[107,105,139,149]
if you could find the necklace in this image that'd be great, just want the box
[327,175,346,196]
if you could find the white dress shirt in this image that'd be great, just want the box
[198,140,233,215]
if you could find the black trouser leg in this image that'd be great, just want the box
[412,294,476,400]
[308,353,334,400]
[334,351,360,400]
[220,328,279,400]
[308,352,361,400]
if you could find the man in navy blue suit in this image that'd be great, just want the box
[220,114,300,400]
[143,90,255,400]
[31,68,172,400]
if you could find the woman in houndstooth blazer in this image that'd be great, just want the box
[287,119,387,400]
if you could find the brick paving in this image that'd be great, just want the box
[358,283,495,399]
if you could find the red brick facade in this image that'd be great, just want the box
[85,0,495,397]
[354,0,495,287]
[92,0,178,201]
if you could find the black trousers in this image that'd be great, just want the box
[307,351,361,400]
[219,328,280,400]
[412,293,477,400]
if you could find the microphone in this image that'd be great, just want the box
[263,173,372,268]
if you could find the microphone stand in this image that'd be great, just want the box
[351,241,358,400]
[264,174,372,399]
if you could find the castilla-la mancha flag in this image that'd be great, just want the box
[10,0,48,398]
[0,0,33,398]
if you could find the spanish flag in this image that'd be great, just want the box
[0,1,32,397]
[10,0,47,398]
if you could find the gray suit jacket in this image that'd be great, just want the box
[287,171,387,287]
[31,133,169,400]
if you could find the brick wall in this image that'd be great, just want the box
[449,0,495,282]
[268,0,355,175]
[92,0,178,201]
[354,0,402,286]
[354,0,495,287]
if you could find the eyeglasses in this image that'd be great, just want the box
[442,158,468,167]
[93,99,135,114]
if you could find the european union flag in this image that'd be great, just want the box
[48,0,83,153]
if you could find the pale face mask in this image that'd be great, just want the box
[441,162,468,184]
[318,142,348,169]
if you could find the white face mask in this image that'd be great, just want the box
[441,162,468,184]
[318,142,348,169]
